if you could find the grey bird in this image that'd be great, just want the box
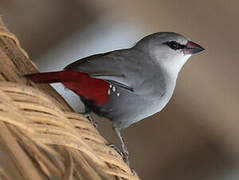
[25,32,204,165]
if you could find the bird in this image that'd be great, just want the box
[25,32,204,165]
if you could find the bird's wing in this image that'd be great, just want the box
[64,50,141,92]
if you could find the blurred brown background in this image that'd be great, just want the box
[0,0,239,179]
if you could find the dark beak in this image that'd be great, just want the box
[184,41,205,55]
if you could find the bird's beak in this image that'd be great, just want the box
[184,41,205,55]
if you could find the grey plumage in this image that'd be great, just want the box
[65,32,204,165]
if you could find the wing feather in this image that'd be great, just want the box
[64,50,134,92]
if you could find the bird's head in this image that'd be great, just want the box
[135,32,204,76]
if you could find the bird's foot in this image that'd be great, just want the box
[83,114,98,129]
[130,168,137,176]
[122,150,129,167]
[107,143,130,166]
[108,143,124,156]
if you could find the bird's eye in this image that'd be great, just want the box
[164,41,186,50]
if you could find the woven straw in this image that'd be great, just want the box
[0,17,140,180]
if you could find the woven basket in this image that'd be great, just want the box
[0,17,139,180]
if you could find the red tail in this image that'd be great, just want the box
[25,70,79,83]
[25,70,109,105]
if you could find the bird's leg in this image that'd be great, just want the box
[113,127,129,166]
[82,107,98,128]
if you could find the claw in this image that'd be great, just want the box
[108,143,124,157]
[122,150,129,166]
[83,114,98,128]
[108,143,129,166]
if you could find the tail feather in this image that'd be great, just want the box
[25,70,73,83]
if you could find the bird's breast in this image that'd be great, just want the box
[140,76,176,116]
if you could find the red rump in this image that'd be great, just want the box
[26,70,110,105]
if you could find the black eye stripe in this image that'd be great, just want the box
[164,41,186,50]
